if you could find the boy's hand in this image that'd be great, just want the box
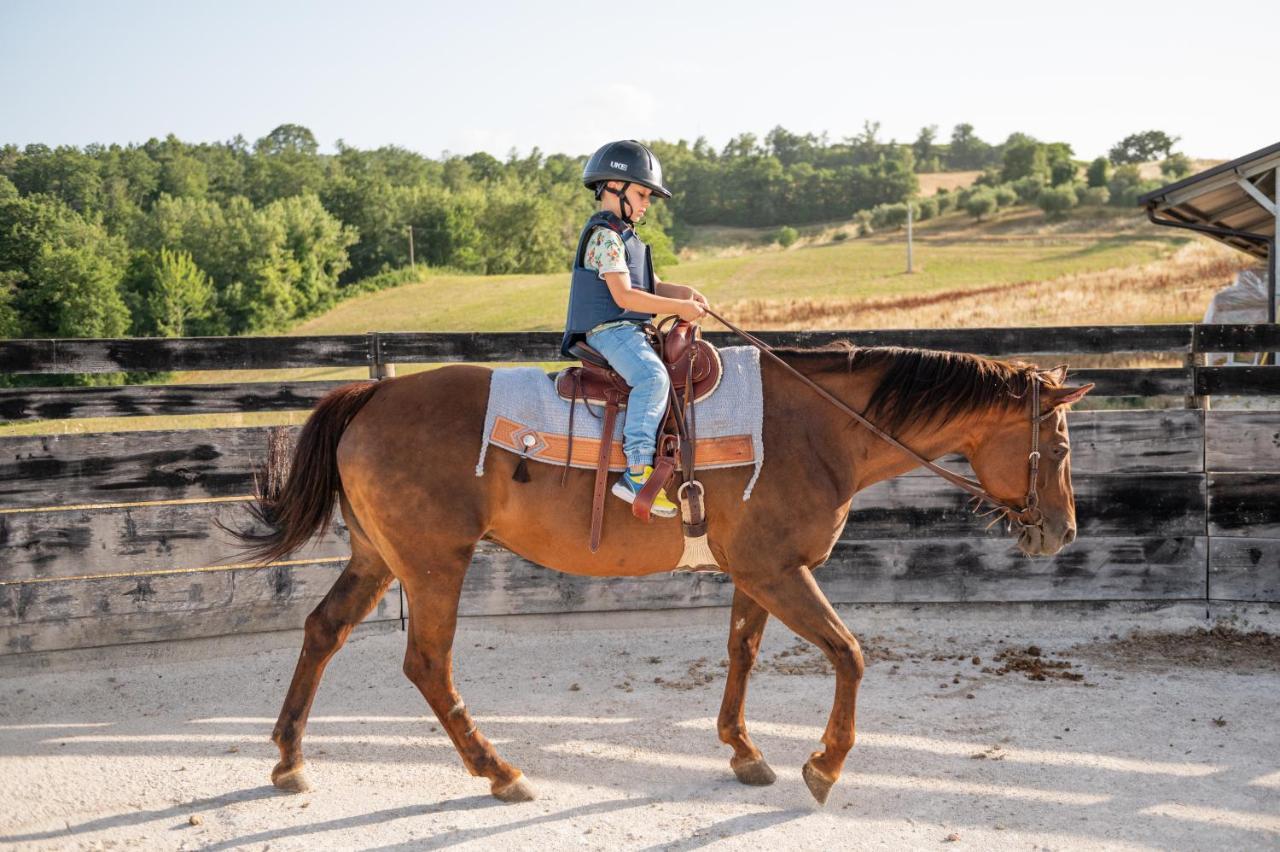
[688,287,710,309]
[677,299,707,323]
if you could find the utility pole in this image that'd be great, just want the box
[407,226,416,268]
[906,200,914,274]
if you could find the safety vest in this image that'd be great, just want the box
[560,211,656,358]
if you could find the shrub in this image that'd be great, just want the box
[1012,175,1046,203]
[1086,156,1111,188]
[870,202,909,230]
[973,167,1003,188]
[1106,164,1160,206]
[964,189,997,221]
[854,209,874,236]
[1161,152,1192,179]
[1080,186,1110,206]
[916,197,938,221]
[1037,184,1078,219]
[832,230,849,242]
[993,185,1018,207]
[1050,160,1078,186]
[934,191,953,214]
[775,225,799,247]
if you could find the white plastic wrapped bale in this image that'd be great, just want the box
[1202,265,1270,366]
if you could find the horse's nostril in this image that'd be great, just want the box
[1063,526,1077,545]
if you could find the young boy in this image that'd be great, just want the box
[561,140,709,517]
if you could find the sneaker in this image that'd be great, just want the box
[612,466,679,518]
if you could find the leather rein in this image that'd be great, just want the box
[705,308,1052,531]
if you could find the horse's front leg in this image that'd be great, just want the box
[731,564,865,806]
[717,588,776,786]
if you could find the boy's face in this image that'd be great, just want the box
[604,181,655,221]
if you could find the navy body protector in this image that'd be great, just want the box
[560,210,656,358]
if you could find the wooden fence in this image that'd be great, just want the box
[2,325,1278,661]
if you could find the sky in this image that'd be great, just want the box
[2,0,1277,163]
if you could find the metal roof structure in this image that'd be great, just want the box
[1139,141,1278,321]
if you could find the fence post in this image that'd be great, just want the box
[1185,351,1208,410]
[368,332,395,381]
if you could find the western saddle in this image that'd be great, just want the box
[555,317,723,551]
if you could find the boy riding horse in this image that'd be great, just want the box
[561,140,711,516]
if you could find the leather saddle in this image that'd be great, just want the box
[555,326,723,407]
[553,320,722,552]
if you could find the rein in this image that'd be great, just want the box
[704,308,1050,531]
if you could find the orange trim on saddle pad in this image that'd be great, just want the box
[489,416,755,473]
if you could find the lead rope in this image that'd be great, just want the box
[703,307,1042,526]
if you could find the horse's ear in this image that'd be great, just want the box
[1046,383,1095,408]
[1042,364,1069,385]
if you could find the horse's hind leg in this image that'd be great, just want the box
[399,551,534,803]
[718,588,776,786]
[270,534,393,793]
[731,565,865,806]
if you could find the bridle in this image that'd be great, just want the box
[707,308,1054,532]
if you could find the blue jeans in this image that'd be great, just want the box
[585,322,671,469]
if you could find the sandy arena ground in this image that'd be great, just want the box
[1,602,1278,851]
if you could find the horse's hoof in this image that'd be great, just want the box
[802,759,835,806]
[272,764,312,793]
[732,757,777,786]
[492,774,537,803]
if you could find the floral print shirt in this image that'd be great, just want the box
[583,227,629,279]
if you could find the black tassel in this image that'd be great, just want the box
[512,455,531,482]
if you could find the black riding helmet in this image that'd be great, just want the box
[583,140,671,225]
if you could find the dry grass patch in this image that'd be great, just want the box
[715,240,1252,332]
[916,170,982,196]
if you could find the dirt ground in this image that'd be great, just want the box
[1,602,1278,851]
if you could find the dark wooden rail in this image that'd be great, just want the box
[1,325,1279,423]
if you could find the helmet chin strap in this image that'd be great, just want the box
[597,181,635,225]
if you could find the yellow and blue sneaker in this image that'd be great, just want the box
[612,466,679,518]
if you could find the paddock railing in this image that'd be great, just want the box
[2,324,1278,662]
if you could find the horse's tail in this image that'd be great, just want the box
[221,380,383,566]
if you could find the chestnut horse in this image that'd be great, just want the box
[227,341,1091,805]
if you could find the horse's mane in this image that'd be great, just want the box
[773,340,1048,433]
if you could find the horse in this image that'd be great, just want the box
[225,340,1092,805]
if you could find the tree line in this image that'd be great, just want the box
[1,122,1184,353]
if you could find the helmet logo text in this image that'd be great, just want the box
[609,161,628,171]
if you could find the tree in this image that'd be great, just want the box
[1086,157,1111,188]
[964,189,997,221]
[1108,130,1180,164]
[912,126,938,172]
[142,248,215,336]
[248,124,325,203]
[0,184,129,338]
[1161,153,1193,179]
[1001,137,1048,183]
[765,126,817,167]
[1037,185,1078,220]
[948,123,993,170]
[1107,164,1154,207]
[849,120,883,165]
[775,225,798,247]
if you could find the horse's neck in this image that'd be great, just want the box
[778,360,977,495]
[848,414,975,492]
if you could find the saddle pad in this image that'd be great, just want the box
[475,345,764,500]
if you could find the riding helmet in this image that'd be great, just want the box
[582,140,672,198]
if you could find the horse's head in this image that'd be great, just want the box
[966,366,1093,557]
